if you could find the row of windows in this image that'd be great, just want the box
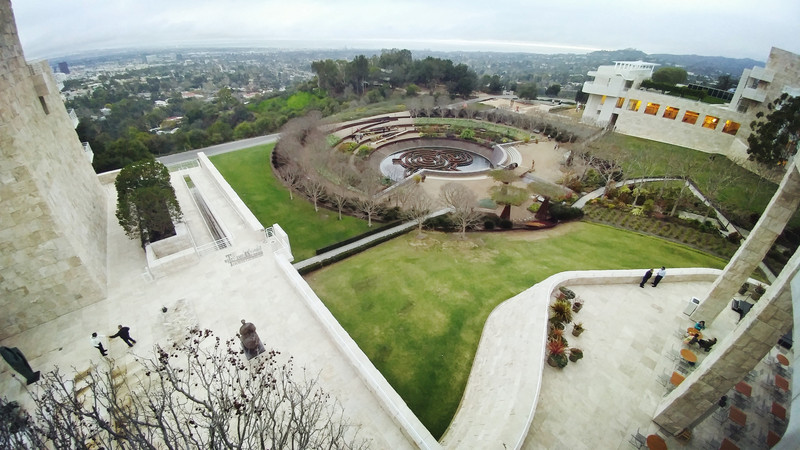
[606,96,741,135]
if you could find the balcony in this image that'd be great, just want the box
[583,79,626,97]
[741,87,767,103]
[68,109,79,129]
[82,142,94,163]
[749,66,775,83]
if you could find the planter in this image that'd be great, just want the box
[572,328,584,337]
[572,302,583,313]
[547,354,568,368]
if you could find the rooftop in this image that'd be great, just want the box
[0,155,792,448]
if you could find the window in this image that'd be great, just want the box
[663,106,679,120]
[702,115,720,130]
[722,120,740,135]
[38,96,49,115]
[682,111,699,124]
[628,99,641,111]
[600,95,606,105]
[615,97,626,108]
[644,102,660,115]
[624,80,633,89]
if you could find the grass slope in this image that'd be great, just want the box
[305,223,727,438]
[209,144,371,260]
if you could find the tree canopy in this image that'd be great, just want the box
[651,66,688,85]
[115,158,182,247]
[747,93,800,165]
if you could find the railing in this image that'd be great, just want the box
[166,159,199,172]
[195,237,231,256]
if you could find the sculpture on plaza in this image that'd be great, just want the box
[0,346,40,384]
[239,319,266,360]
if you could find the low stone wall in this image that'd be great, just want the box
[197,152,264,233]
[145,222,199,278]
[272,253,440,449]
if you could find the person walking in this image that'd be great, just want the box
[90,332,108,356]
[652,266,666,287]
[639,268,654,288]
[110,325,137,347]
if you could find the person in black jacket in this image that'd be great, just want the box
[110,325,137,347]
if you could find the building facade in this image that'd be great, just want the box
[0,1,108,340]
[580,48,800,162]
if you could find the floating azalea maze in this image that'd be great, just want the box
[391,148,474,176]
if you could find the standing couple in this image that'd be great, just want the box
[639,267,666,288]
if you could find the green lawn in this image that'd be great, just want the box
[209,144,371,260]
[304,223,727,438]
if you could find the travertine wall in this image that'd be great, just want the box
[0,1,107,339]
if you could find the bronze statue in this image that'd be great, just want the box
[238,319,265,360]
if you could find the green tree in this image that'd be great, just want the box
[233,121,254,140]
[517,82,538,100]
[488,169,529,220]
[747,93,800,165]
[651,67,688,85]
[115,159,182,247]
[545,84,561,97]
[716,74,736,91]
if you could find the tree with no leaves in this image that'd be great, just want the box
[402,185,435,235]
[440,182,483,238]
[3,328,367,450]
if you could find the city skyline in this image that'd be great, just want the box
[12,0,800,61]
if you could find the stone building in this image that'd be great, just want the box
[0,1,107,340]
[580,48,800,162]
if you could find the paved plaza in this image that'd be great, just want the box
[1,150,792,449]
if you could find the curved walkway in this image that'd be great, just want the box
[441,268,723,449]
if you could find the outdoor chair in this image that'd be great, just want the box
[628,428,646,449]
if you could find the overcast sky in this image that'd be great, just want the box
[11,0,799,62]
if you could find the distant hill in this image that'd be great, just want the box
[648,53,763,77]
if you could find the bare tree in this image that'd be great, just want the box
[303,174,328,212]
[328,155,357,220]
[700,165,741,223]
[440,182,483,238]
[402,185,435,235]
[355,172,386,227]
[281,160,305,200]
[626,151,659,206]
[17,328,366,450]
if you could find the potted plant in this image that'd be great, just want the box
[549,328,569,347]
[569,348,584,362]
[752,284,766,301]
[559,286,576,300]
[550,300,573,324]
[572,322,585,337]
[572,297,584,313]
[738,282,750,295]
[547,339,569,368]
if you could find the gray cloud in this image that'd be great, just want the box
[11,0,799,60]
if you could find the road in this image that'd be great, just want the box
[157,133,280,165]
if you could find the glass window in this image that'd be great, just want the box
[663,106,679,120]
[628,99,641,111]
[644,102,660,115]
[600,95,606,105]
[722,120,740,135]
[702,115,719,130]
[615,97,626,108]
[682,111,699,124]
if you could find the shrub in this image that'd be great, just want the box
[528,203,541,213]
[484,220,495,230]
[642,199,655,214]
[424,214,457,231]
[499,219,513,229]
[550,203,584,221]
